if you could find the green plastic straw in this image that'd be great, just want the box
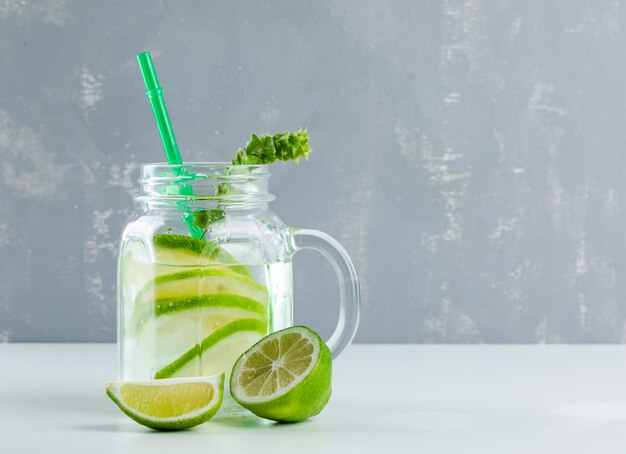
[137,51,183,165]
[137,51,203,238]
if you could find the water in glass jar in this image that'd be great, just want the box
[118,236,293,415]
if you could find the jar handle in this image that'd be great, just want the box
[290,228,360,359]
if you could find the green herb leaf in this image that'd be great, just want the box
[192,209,209,229]
[193,208,225,230]
[231,130,311,165]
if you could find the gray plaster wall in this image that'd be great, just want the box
[1,0,625,343]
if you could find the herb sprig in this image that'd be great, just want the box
[231,130,312,165]
[193,129,312,238]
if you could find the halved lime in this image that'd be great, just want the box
[230,326,332,422]
[106,374,224,431]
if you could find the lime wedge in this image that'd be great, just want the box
[106,374,224,431]
[230,326,332,422]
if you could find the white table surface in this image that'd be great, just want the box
[3,344,626,453]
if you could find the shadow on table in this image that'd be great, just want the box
[210,401,478,434]
[210,416,317,429]
[73,417,305,434]
[74,423,145,433]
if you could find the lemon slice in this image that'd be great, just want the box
[106,374,224,431]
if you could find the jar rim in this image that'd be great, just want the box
[137,162,273,207]
[141,162,268,171]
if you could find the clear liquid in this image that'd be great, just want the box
[118,239,293,416]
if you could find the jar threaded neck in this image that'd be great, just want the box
[136,162,274,209]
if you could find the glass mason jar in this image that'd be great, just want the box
[118,163,360,416]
